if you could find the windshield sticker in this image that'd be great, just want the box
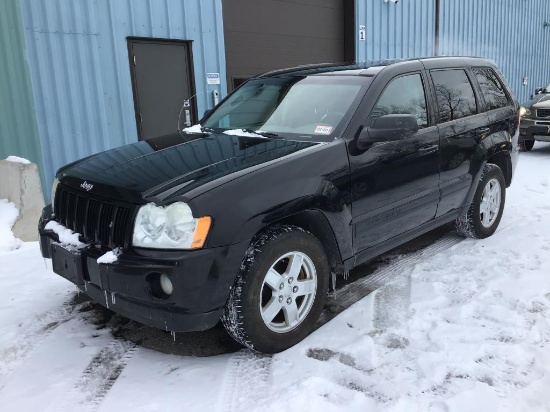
[314,125,333,135]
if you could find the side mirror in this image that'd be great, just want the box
[535,87,543,95]
[357,114,419,149]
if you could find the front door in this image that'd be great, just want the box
[350,72,440,254]
[128,38,197,140]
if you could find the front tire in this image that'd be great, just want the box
[455,163,506,239]
[221,225,329,353]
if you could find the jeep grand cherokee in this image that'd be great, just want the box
[39,57,519,353]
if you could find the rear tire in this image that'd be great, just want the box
[221,225,329,353]
[455,163,506,239]
[520,139,534,151]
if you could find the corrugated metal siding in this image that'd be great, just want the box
[438,0,550,104]
[0,0,43,176]
[355,0,435,61]
[18,0,226,199]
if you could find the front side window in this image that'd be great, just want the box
[368,73,428,128]
[431,69,477,123]
[473,68,510,111]
[201,76,369,141]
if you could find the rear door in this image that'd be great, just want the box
[430,68,489,216]
[472,67,518,181]
[350,72,440,253]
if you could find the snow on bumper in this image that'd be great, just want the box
[39,213,249,333]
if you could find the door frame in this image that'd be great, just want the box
[126,37,198,140]
[343,0,356,62]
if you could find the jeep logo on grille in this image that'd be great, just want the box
[80,181,93,191]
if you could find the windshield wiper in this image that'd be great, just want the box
[243,129,283,139]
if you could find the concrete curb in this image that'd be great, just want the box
[0,160,45,241]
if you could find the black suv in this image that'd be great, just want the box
[39,57,519,353]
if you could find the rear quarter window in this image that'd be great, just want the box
[473,67,511,110]
[431,69,478,123]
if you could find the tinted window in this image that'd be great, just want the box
[431,69,477,123]
[473,68,509,110]
[369,73,428,128]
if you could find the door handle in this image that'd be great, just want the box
[418,145,438,156]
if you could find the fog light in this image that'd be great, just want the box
[160,274,173,295]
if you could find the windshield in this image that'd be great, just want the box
[202,76,370,141]
[544,83,550,93]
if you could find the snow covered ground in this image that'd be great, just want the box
[1,144,550,412]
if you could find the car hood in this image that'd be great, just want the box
[58,132,319,203]
[523,93,550,108]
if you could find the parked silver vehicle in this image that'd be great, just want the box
[519,84,550,150]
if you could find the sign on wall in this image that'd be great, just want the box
[207,73,221,85]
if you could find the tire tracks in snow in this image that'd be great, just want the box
[1,292,137,411]
[320,231,463,326]
[218,231,464,412]
[217,349,272,412]
[49,339,138,412]
[0,292,85,391]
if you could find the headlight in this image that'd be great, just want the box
[519,106,531,117]
[132,202,211,249]
[51,178,59,213]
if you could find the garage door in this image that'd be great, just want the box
[222,0,350,91]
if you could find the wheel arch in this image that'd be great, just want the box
[273,210,345,275]
[240,210,345,276]
[486,147,512,187]
[459,142,510,216]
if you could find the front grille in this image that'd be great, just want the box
[53,185,136,247]
[537,108,550,118]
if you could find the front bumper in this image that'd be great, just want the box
[519,118,550,142]
[39,206,249,332]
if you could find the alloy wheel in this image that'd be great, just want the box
[259,251,317,333]
[480,178,501,228]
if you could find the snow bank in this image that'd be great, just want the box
[0,199,22,251]
[4,156,31,164]
[44,221,84,247]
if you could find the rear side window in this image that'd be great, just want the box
[473,68,510,110]
[431,69,477,123]
[368,73,428,128]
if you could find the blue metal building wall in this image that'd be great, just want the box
[355,0,435,61]
[0,0,43,183]
[18,0,226,200]
[438,0,550,104]
[14,0,550,200]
